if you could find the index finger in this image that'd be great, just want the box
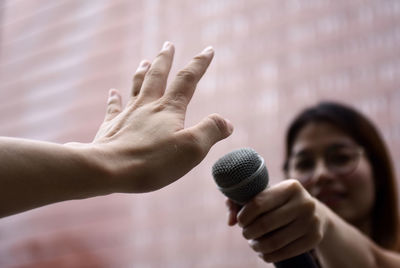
[237,182,293,228]
[226,198,241,226]
[164,46,214,111]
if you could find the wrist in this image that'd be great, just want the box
[316,200,334,246]
[63,142,115,197]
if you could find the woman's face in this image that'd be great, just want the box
[287,122,375,225]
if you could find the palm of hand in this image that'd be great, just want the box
[91,43,233,193]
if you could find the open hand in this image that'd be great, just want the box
[90,42,233,193]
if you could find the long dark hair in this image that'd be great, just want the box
[283,101,399,250]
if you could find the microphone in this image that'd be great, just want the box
[212,148,318,268]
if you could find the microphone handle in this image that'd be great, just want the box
[274,252,318,268]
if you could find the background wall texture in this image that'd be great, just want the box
[0,0,400,267]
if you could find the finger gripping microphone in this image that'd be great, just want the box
[212,148,318,268]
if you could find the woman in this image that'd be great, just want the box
[227,102,400,267]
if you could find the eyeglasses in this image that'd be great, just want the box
[288,145,363,184]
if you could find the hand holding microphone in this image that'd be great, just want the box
[212,148,324,267]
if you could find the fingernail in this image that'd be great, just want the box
[109,89,117,97]
[138,60,150,70]
[249,239,256,246]
[162,41,171,50]
[201,46,214,55]
[225,118,234,134]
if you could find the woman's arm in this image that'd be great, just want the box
[317,205,400,268]
[0,43,233,218]
[226,179,400,267]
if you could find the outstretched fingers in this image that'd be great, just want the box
[138,41,175,102]
[131,60,151,97]
[104,89,122,122]
[164,46,214,112]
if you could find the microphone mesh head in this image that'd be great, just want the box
[212,148,262,187]
[212,148,269,205]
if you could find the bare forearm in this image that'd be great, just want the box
[0,44,233,218]
[0,137,109,217]
[316,203,398,268]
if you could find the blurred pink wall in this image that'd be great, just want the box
[0,1,400,267]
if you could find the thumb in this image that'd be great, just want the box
[184,114,234,151]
